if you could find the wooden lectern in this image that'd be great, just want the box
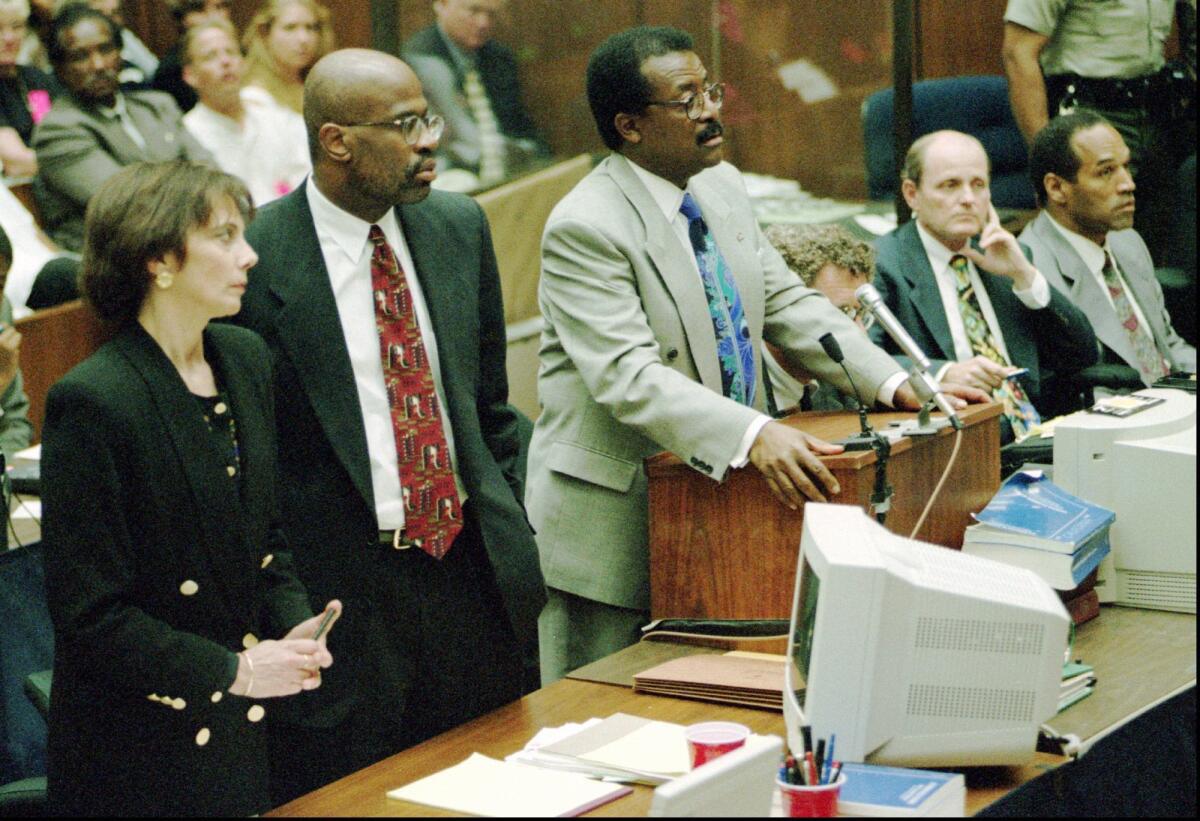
[646,403,1002,622]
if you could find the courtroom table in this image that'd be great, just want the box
[648,403,1002,625]
[266,676,1058,818]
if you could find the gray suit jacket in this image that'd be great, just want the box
[1019,211,1196,380]
[526,155,901,611]
[32,90,211,250]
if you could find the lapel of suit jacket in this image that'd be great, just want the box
[898,220,956,361]
[607,156,724,394]
[111,325,252,623]
[267,190,376,512]
[125,94,182,161]
[73,94,144,165]
[1032,213,1137,367]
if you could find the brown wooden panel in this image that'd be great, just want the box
[917,0,1007,79]
[647,403,1002,622]
[14,300,112,443]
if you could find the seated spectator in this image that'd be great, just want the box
[152,0,233,113]
[73,0,156,83]
[402,0,549,186]
[870,130,1098,440]
[32,4,210,250]
[182,18,309,205]
[1,0,61,178]
[1020,111,1196,389]
[242,0,332,114]
[762,224,878,412]
[0,223,34,470]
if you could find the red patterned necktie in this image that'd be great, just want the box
[369,225,462,558]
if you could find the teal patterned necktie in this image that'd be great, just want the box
[680,193,755,406]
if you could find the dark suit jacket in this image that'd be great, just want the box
[870,220,1098,414]
[233,185,546,728]
[40,323,313,817]
[402,25,547,152]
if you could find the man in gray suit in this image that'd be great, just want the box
[33,5,209,250]
[1020,111,1195,388]
[527,26,982,684]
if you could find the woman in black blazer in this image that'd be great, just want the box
[40,161,340,816]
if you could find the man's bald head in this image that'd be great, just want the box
[303,48,421,158]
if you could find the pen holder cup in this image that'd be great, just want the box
[777,773,845,818]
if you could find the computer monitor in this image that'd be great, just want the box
[783,504,1069,767]
[648,734,782,818]
[1052,388,1196,612]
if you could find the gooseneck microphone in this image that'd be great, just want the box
[818,332,875,448]
[855,283,963,430]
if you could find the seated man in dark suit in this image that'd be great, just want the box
[1020,111,1196,390]
[150,0,235,114]
[870,130,1097,439]
[31,4,210,250]
[401,0,548,185]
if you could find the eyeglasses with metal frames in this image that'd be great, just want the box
[338,113,446,146]
[645,83,725,121]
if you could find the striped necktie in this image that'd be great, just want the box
[1101,252,1168,386]
[462,68,506,184]
[949,254,1041,439]
[680,193,755,406]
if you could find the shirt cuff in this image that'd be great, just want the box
[730,414,773,469]
[1013,270,1051,309]
[934,361,953,382]
[875,371,909,408]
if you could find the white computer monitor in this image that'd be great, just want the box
[783,504,1069,767]
[1052,388,1196,612]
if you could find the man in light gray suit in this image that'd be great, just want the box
[33,5,210,250]
[527,26,983,684]
[1020,111,1195,389]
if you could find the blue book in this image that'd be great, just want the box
[967,471,1115,555]
[837,762,965,816]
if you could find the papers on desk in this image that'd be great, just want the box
[386,753,631,817]
[15,444,40,461]
[633,651,786,710]
[507,712,690,785]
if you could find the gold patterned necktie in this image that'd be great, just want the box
[462,68,505,184]
[1100,252,1168,386]
[949,254,1041,439]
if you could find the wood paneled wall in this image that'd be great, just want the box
[118,0,1012,197]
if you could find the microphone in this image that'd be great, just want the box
[818,332,875,449]
[855,283,963,430]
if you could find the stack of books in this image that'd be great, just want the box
[836,762,965,817]
[1059,659,1096,712]
[963,471,1114,593]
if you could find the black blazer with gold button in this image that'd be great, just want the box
[40,322,313,817]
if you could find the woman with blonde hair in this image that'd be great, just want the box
[242,0,332,113]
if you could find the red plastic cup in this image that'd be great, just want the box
[685,721,750,768]
[777,773,845,817]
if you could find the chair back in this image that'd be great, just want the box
[862,75,1035,208]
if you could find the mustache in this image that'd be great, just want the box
[404,151,436,182]
[696,121,724,145]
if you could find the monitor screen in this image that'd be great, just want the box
[784,504,1069,767]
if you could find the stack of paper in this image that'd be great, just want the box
[387,753,631,816]
[506,713,690,785]
[632,652,785,710]
[836,762,965,817]
[1059,660,1096,712]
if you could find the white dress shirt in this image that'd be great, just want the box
[184,90,311,206]
[913,221,1050,378]
[1044,211,1155,334]
[304,178,465,530]
[625,157,906,463]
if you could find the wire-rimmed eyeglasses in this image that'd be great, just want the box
[646,83,725,121]
[339,113,445,146]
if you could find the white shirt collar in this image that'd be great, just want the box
[304,176,401,267]
[1045,210,1110,276]
[914,219,966,275]
[621,154,688,223]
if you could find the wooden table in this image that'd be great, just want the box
[268,605,1194,817]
